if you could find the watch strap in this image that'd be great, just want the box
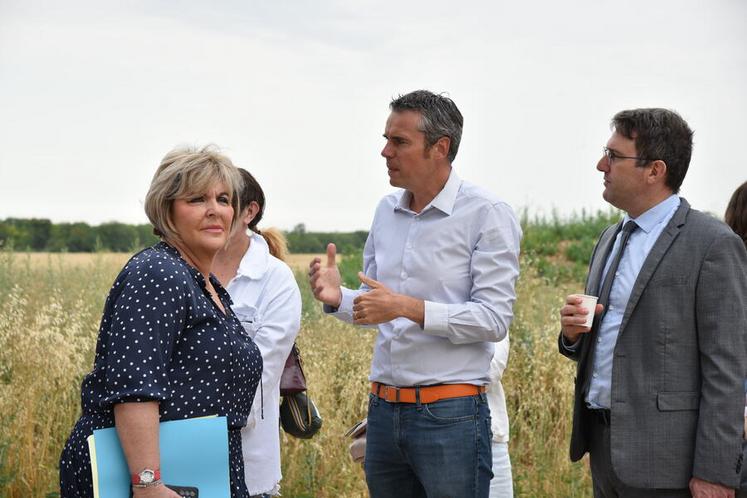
[131,468,161,485]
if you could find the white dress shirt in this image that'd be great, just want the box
[328,171,522,387]
[227,232,302,496]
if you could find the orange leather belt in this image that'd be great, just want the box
[371,382,486,404]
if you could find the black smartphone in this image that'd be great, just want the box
[165,485,199,497]
[130,486,198,498]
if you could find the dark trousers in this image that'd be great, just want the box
[588,409,690,498]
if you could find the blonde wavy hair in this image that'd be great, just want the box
[144,145,243,243]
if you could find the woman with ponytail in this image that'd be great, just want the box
[214,169,302,498]
[725,181,747,497]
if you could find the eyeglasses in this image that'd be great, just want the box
[603,147,652,165]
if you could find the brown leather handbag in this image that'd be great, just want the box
[279,343,322,438]
[279,343,306,395]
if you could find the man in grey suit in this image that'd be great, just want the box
[559,108,747,497]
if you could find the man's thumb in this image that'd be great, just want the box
[358,272,382,288]
[326,243,337,267]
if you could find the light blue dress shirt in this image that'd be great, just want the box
[327,171,522,387]
[586,194,681,409]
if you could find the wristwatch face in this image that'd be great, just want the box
[138,469,155,484]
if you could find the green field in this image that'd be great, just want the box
[0,212,620,497]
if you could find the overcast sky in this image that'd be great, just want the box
[1,0,745,231]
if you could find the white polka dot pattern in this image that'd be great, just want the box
[59,242,262,498]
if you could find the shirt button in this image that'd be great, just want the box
[401,272,408,279]
[592,373,598,378]
[608,305,614,311]
[597,338,602,343]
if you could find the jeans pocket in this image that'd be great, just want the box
[422,396,478,424]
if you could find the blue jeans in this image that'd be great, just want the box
[364,392,493,498]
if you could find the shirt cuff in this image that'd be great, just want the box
[560,335,581,352]
[323,287,357,316]
[423,300,449,333]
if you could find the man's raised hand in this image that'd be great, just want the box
[308,243,343,307]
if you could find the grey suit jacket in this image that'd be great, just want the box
[560,198,747,488]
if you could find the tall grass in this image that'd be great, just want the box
[0,213,605,497]
[0,254,109,497]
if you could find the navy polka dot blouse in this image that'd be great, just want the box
[60,242,262,498]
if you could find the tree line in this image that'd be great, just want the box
[0,218,369,254]
[284,223,368,254]
[0,218,160,252]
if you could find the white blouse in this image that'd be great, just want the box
[487,333,510,443]
[227,232,302,496]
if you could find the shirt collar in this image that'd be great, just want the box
[624,194,681,234]
[394,169,462,216]
[235,231,270,280]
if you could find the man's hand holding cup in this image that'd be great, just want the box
[560,294,602,345]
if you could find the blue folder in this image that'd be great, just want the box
[87,415,231,498]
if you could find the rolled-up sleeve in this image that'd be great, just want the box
[100,264,187,407]
[423,202,522,344]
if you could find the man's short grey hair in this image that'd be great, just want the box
[390,90,463,163]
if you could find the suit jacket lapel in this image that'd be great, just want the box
[617,199,690,337]
[579,222,623,382]
[586,223,622,296]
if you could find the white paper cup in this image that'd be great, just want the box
[575,294,598,328]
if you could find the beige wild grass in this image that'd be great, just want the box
[0,252,591,497]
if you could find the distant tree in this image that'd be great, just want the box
[62,222,97,252]
[27,219,52,250]
[47,224,68,251]
[96,222,138,252]
[285,228,368,254]
[0,218,32,249]
[0,221,17,249]
[135,224,159,248]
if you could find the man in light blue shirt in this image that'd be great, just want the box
[584,193,680,410]
[309,90,521,498]
[559,108,747,498]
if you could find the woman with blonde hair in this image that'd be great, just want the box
[60,146,263,498]
[213,168,302,498]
